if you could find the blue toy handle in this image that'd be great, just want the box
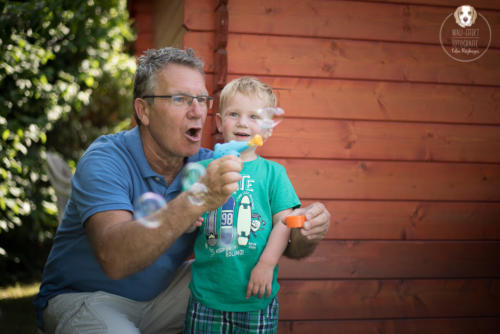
[213,141,250,159]
[213,135,264,159]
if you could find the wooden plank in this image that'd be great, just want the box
[133,11,153,34]
[260,119,500,162]
[278,241,500,279]
[134,32,154,56]
[154,0,185,48]
[226,0,500,48]
[278,318,500,334]
[205,73,215,93]
[367,0,500,11]
[185,30,500,92]
[226,34,500,86]
[299,200,500,240]
[183,32,215,73]
[275,159,500,201]
[184,0,214,31]
[184,0,500,46]
[201,113,214,148]
[227,76,500,125]
[277,279,500,320]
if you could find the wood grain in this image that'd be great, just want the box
[184,31,500,86]
[184,0,500,48]
[277,318,500,334]
[300,200,500,240]
[183,32,215,73]
[278,240,500,279]
[275,159,500,201]
[366,0,500,10]
[260,119,500,162]
[226,34,500,86]
[228,76,500,125]
[277,279,500,320]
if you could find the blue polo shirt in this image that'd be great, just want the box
[34,126,212,328]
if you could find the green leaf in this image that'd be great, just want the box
[40,132,47,144]
[2,129,10,141]
[84,76,94,87]
[0,0,136,286]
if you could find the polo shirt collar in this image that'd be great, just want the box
[124,127,159,179]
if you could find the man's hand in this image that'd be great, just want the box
[199,156,242,211]
[293,202,330,241]
[284,202,331,259]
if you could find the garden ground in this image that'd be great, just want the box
[0,282,39,333]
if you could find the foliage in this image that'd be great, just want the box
[0,0,136,285]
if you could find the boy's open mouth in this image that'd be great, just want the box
[234,132,250,138]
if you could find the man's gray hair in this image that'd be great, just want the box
[133,47,205,125]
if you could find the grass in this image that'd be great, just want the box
[0,282,40,334]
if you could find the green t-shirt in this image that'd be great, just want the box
[190,156,300,312]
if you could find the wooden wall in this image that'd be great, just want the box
[132,0,500,332]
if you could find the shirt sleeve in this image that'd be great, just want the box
[72,148,133,226]
[269,162,301,215]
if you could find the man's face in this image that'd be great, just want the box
[144,64,208,158]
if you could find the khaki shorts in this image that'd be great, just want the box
[42,260,192,334]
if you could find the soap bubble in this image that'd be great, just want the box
[182,163,206,191]
[182,162,208,205]
[256,107,285,137]
[187,182,208,206]
[134,192,166,228]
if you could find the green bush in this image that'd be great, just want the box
[0,0,136,285]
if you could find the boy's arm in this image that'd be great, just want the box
[246,208,292,298]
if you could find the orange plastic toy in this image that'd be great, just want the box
[285,215,306,228]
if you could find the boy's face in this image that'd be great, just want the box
[216,92,270,142]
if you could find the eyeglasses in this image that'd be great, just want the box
[142,94,214,110]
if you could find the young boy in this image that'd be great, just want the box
[184,77,300,333]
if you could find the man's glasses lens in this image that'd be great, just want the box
[144,95,214,109]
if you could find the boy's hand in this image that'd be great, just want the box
[246,261,274,299]
[185,216,203,233]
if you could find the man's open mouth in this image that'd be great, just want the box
[186,127,202,141]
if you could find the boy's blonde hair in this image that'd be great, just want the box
[219,76,277,114]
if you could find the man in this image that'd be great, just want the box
[35,47,330,334]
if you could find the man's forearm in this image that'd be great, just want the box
[283,228,319,259]
[87,192,205,279]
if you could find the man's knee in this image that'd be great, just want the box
[142,261,193,333]
[43,292,140,334]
